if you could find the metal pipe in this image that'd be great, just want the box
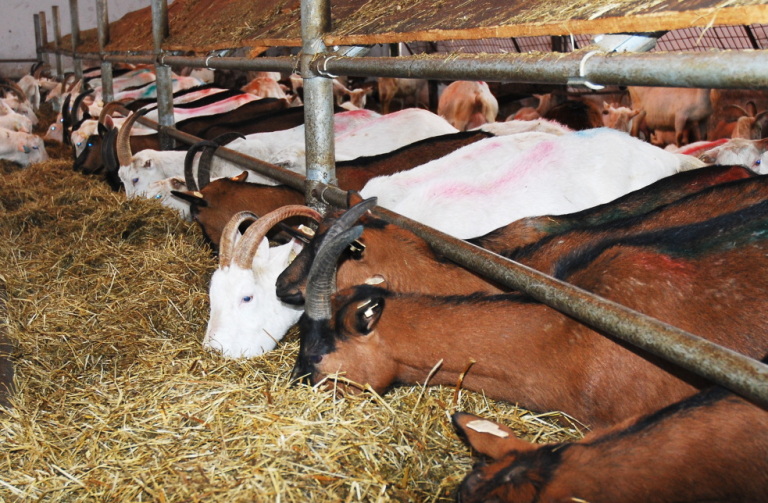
[39,11,50,66]
[300,0,336,212]
[314,50,768,89]
[135,55,299,73]
[0,58,39,63]
[95,0,113,103]
[33,14,43,65]
[52,6,63,79]
[151,0,175,150]
[69,0,83,80]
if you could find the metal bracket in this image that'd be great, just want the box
[567,50,605,90]
[316,55,339,78]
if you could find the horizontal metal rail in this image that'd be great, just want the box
[0,58,39,63]
[39,46,768,89]
[120,108,768,407]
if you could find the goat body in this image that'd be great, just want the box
[453,381,768,503]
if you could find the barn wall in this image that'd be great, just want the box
[0,0,167,78]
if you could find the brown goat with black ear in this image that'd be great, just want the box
[452,373,768,503]
[291,195,768,429]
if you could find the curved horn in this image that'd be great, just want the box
[33,63,50,80]
[198,132,246,189]
[71,89,94,126]
[219,212,259,269]
[98,101,125,125]
[233,206,324,270]
[102,126,120,175]
[183,140,220,192]
[61,93,73,145]
[0,80,27,102]
[116,108,149,167]
[305,225,364,320]
[66,76,81,94]
[317,197,377,251]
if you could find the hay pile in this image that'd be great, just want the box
[0,146,582,501]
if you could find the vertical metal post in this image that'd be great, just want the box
[301,0,336,211]
[52,6,63,79]
[39,11,51,66]
[151,0,175,150]
[34,14,44,66]
[95,0,113,103]
[69,0,83,80]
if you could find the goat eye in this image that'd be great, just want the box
[242,296,252,303]
[77,142,81,146]
[32,146,38,150]
[132,178,139,184]
[154,194,162,200]
[310,354,322,364]
[87,143,92,147]
[756,159,762,166]
[50,126,55,130]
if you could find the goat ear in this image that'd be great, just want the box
[347,190,364,208]
[231,171,248,182]
[170,190,207,207]
[452,413,536,460]
[698,153,717,164]
[349,296,385,335]
[251,238,271,272]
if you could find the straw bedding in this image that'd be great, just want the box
[0,136,582,501]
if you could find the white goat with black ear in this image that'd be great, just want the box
[205,206,321,358]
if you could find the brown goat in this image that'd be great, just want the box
[173,172,306,248]
[276,165,755,306]
[542,100,603,131]
[453,379,768,503]
[291,194,768,428]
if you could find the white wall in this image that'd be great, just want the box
[0,1,152,78]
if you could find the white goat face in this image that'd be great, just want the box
[145,178,191,220]
[119,154,161,198]
[44,114,65,142]
[204,238,304,358]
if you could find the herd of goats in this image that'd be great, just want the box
[1,61,768,501]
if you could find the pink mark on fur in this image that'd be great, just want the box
[677,138,729,156]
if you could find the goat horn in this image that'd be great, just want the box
[98,101,125,125]
[0,80,27,102]
[66,76,81,94]
[305,225,364,321]
[61,93,73,145]
[198,132,246,189]
[102,127,120,176]
[219,212,259,270]
[116,108,149,167]
[71,89,94,126]
[233,206,323,271]
[183,140,220,192]
[315,196,377,252]
[33,63,50,80]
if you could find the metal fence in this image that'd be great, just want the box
[35,1,768,407]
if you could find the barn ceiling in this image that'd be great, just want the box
[50,0,768,55]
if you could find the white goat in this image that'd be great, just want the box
[361,128,705,239]
[119,109,380,196]
[205,207,320,358]
[270,108,458,171]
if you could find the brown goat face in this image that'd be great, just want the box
[453,413,544,503]
[297,287,399,395]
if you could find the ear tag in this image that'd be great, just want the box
[364,302,379,319]
[193,191,204,198]
[287,249,297,264]
[348,239,366,258]
[465,419,509,438]
[298,224,315,237]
